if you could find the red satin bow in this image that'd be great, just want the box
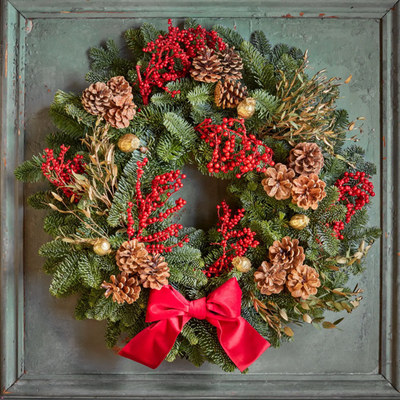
[119,278,270,371]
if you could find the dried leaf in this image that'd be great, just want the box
[279,309,288,321]
[300,302,310,310]
[283,326,294,337]
[344,74,352,84]
[326,265,340,271]
[303,314,312,323]
[322,321,336,329]
[51,191,63,202]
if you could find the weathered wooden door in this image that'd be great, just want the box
[1,1,399,398]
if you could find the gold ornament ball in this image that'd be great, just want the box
[118,134,140,153]
[237,97,256,119]
[93,238,111,256]
[289,214,310,230]
[232,256,252,273]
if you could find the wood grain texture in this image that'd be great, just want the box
[8,0,399,19]
[0,0,25,393]
[381,2,400,391]
[5,373,400,399]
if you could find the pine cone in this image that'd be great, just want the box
[104,101,136,129]
[107,76,133,107]
[254,261,286,295]
[269,236,305,270]
[116,239,149,274]
[81,82,112,116]
[217,45,243,80]
[101,272,141,304]
[286,264,321,300]
[288,143,324,176]
[262,163,295,200]
[214,79,248,109]
[291,173,326,210]
[139,254,170,290]
[190,47,223,83]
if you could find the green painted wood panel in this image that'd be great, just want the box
[9,0,398,19]
[22,16,381,377]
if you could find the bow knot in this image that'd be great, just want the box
[187,297,207,320]
[119,278,270,371]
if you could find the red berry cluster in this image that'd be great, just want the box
[126,158,189,254]
[136,19,226,105]
[195,118,274,178]
[205,200,259,277]
[41,145,85,202]
[332,171,375,239]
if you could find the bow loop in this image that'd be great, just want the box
[187,297,207,320]
[119,278,270,371]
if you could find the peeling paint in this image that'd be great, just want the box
[25,19,33,34]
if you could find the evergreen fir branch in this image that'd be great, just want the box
[270,43,292,64]
[275,53,302,79]
[42,258,60,275]
[313,223,340,257]
[125,28,146,60]
[107,153,140,227]
[27,191,52,210]
[240,41,275,92]
[85,295,123,322]
[251,89,280,120]
[181,323,199,345]
[140,23,161,46]
[14,155,43,183]
[119,300,147,328]
[78,253,103,288]
[163,112,197,149]
[193,320,237,372]
[250,30,272,58]
[156,134,187,164]
[49,253,81,297]
[105,321,122,349]
[211,25,244,49]
[165,339,181,362]
[179,340,205,367]
[184,18,200,30]
[49,91,96,138]
[39,240,73,259]
[75,290,91,320]
[45,132,86,153]
[187,84,213,106]
[86,39,131,81]
[85,70,109,84]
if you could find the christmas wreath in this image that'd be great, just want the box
[15,19,381,372]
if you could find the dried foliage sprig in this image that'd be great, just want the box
[261,54,358,154]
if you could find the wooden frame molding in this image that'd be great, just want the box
[1,0,399,398]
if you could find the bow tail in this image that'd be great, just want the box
[119,315,190,369]
[210,316,271,372]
